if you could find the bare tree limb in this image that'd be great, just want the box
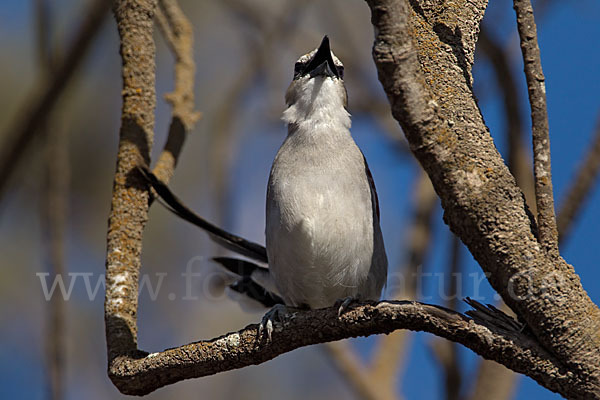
[153,0,201,184]
[557,114,600,243]
[513,0,558,256]
[364,0,600,393]
[105,0,157,361]
[108,300,588,398]
[0,0,110,202]
[103,0,600,397]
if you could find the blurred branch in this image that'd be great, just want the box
[152,0,201,184]
[108,300,583,397]
[209,0,310,227]
[323,341,393,400]
[430,235,462,400]
[329,0,407,148]
[368,170,436,396]
[42,121,69,400]
[467,359,518,400]
[557,114,600,244]
[0,0,110,202]
[352,96,409,151]
[36,2,67,399]
[513,0,558,256]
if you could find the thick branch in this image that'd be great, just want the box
[364,0,600,392]
[513,0,558,255]
[105,0,158,361]
[108,301,586,398]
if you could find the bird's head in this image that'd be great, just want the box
[284,36,348,116]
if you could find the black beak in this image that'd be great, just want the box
[305,36,339,78]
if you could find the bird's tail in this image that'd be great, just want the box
[137,165,267,263]
[137,165,282,308]
[213,257,283,307]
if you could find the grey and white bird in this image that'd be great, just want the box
[139,36,387,336]
[264,36,387,310]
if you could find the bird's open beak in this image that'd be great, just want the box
[305,36,340,79]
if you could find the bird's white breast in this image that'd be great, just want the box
[266,125,379,308]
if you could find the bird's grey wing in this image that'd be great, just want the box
[137,166,268,263]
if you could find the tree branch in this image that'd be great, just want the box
[108,300,587,398]
[364,0,600,393]
[104,0,600,397]
[513,0,558,255]
[467,24,528,400]
[105,0,158,361]
[153,0,201,183]
[477,25,536,213]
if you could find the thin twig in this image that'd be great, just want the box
[513,0,558,255]
[0,0,110,202]
[557,114,600,244]
[152,0,201,184]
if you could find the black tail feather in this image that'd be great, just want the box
[137,165,268,263]
[213,257,281,307]
[213,256,269,276]
[230,277,283,308]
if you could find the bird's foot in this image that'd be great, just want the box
[258,304,289,342]
[336,296,357,318]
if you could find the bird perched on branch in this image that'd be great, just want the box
[140,36,387,339]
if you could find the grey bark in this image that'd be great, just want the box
[364,0,600,396]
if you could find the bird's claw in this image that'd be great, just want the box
[336,296,355,317]
[258,304,288,342]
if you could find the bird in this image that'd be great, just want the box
[265,35,387,310]
[139,35,387,339]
